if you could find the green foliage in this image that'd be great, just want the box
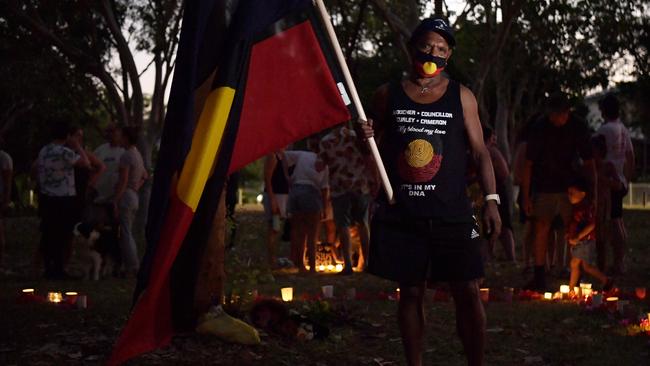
[0,11,110,173]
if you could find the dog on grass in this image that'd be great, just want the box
[72,222,109,280]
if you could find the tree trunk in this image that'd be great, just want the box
[194,186,227,315]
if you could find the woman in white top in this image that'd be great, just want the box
[113,126,148,276]
[284,141,330,273]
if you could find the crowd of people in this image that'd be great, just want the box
[31,122,148,280]
[261,90,635,293]
[262,125,377,275]
[515,93,635,291]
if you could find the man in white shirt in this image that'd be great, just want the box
[91,124,126,272]
[595,94,635,274]
[93,124,125,203]
[34,121,90,279]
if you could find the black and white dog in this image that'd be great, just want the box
[72,222,108,280]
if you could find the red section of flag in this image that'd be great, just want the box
[228,20,351,173]
[107,196,195,366]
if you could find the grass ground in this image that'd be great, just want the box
[0,206,649,365]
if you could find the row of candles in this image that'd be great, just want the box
[21,288,87,308]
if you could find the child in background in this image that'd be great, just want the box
[567,178,613,292]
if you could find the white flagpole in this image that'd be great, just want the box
[314,0,394,203]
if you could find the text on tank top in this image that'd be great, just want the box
[380,79,472,219]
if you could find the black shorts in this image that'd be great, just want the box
[368,205,484,285]
[611,188,627,219]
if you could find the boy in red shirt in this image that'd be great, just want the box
[567,178,613,291]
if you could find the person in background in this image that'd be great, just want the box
[512,116,541,272]
[285,141,330,273]
[0,138,12,269]
[262,150,290,267]
[34,120,90,279]
[113,125,148,277]
[594,94,635,275]
[68,126,105,217]
[92,123,125,271]
[566,177,613,292]
[318,124,374,274]
[483,126,516,262]
[522,93,595,291]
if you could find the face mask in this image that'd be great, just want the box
[413,50,447,78]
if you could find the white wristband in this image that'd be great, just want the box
[485,194,500,205]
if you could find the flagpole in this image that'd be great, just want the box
[314,0,394,203]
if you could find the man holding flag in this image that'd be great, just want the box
[360,17,500,366]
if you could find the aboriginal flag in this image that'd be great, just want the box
[108,0,356,364]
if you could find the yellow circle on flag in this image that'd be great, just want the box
[405,139,434,168]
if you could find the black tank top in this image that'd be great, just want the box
[378,79,472,220]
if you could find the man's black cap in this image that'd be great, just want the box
[409,17,456,47]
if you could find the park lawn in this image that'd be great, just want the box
[0,207,649,365]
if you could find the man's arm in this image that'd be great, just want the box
[86,150,106,189]
[460,85,501,239]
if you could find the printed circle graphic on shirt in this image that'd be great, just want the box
[404,139,434,168]
[398,139,443,183]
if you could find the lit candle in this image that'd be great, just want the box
[544,292,553,300]
[573,286,580,298]
[322,285,334,298]
[29,189,34,206]
[281,287,293,302]
[560,285,570,300]
[579,283,592,290]
[318,265,325,272]
[65,292,78,305]
[582,288,592,298]
[22,288,35,295]
[326,264,335,272]
[335,264,343,272]
[47,292,62,303]
[396,288,401,301]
